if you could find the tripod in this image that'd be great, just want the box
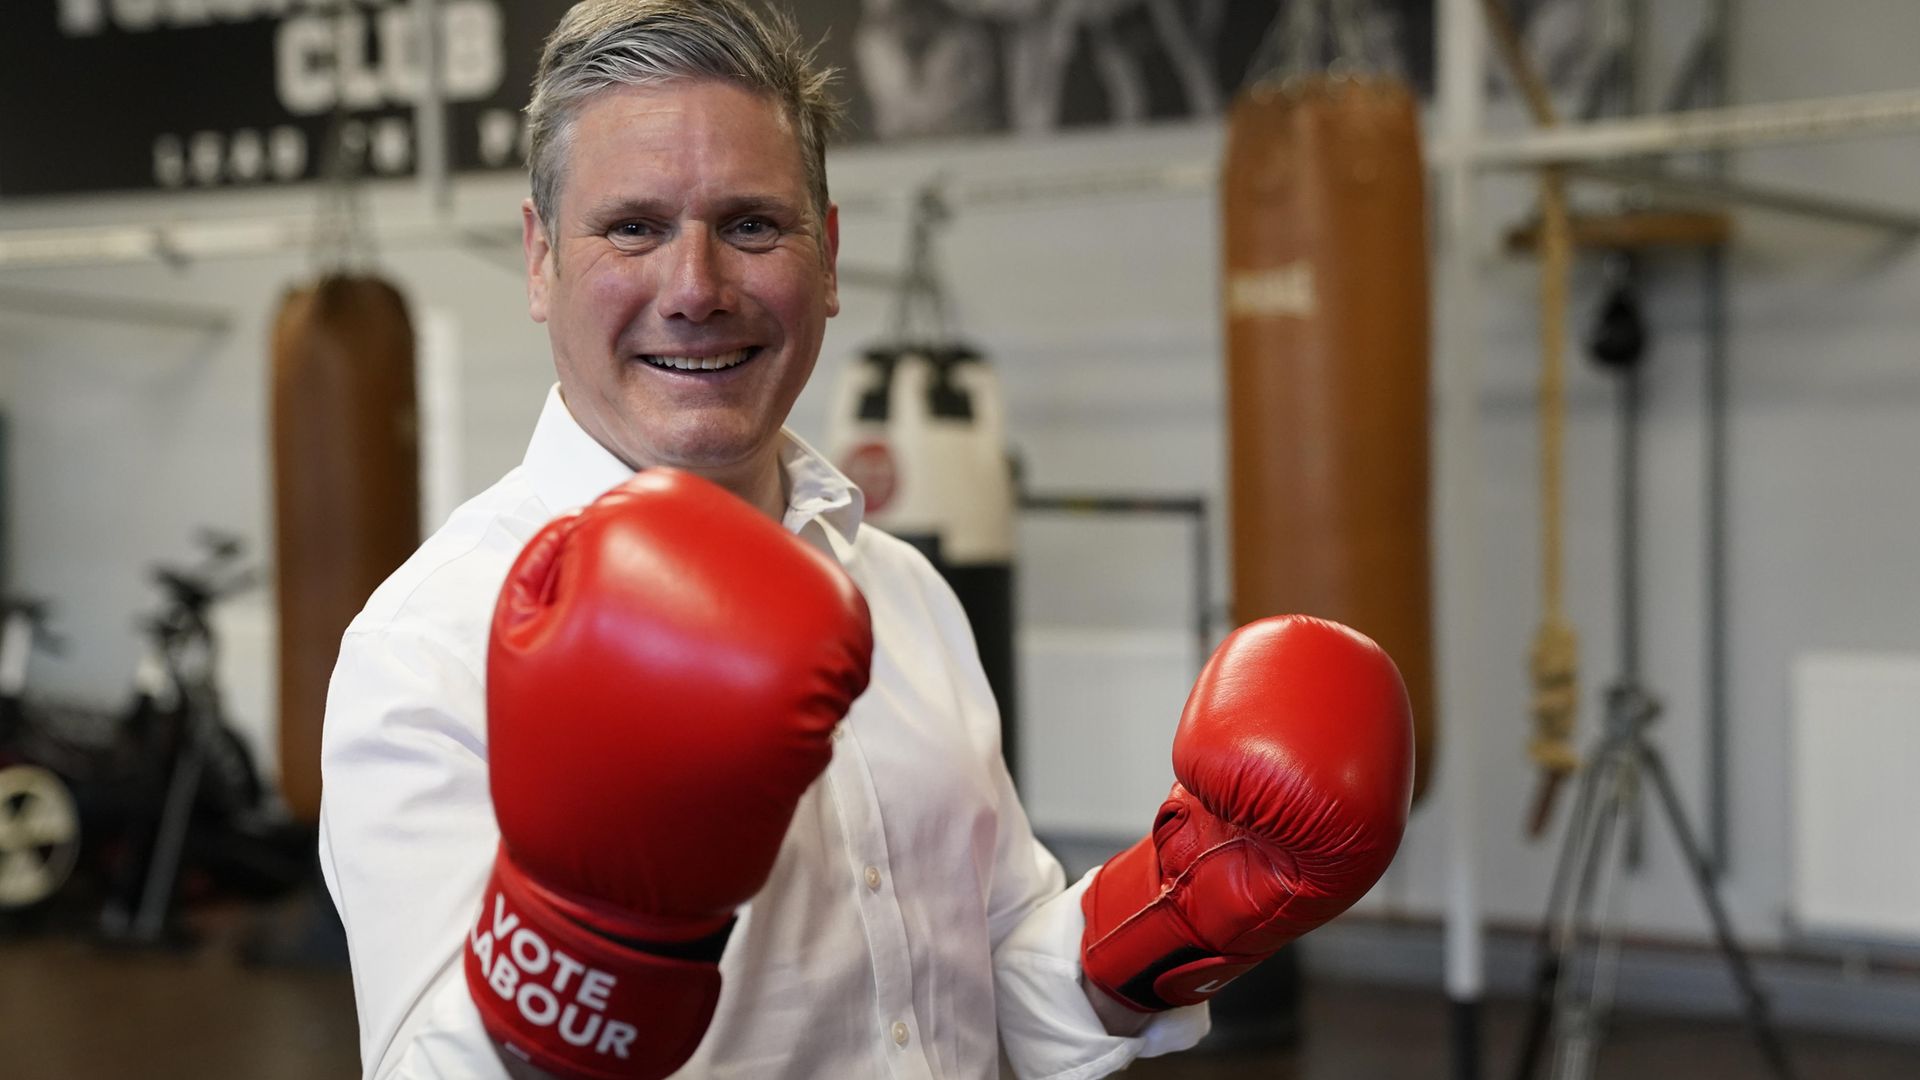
[1510,681,1797,1080]
[1510,262,1797,1080]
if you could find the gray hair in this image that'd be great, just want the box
[526,0,843,235]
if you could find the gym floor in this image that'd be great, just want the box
[4,903,1917,1079]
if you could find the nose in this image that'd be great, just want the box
[656,227,733,323]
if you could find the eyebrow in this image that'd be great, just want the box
[578,192,805,223]
[578,195,675,223]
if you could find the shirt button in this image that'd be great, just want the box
[891,1021,910,1047]
[864,866,882,891]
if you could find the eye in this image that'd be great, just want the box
[605,219,671,251]
[727,216,781,247]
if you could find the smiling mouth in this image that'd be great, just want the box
[640,347,757,372]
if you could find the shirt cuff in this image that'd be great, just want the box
[375,961,512,1080]
[993,867,1211,1080]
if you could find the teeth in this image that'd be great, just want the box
[645,348,751,371]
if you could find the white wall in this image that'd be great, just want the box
[1,2,1916,952]
[0,181,540,730]
[1386,3,1920,947]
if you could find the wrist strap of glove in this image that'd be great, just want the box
[1080,833,1269,1012]
[465,845,730,1079]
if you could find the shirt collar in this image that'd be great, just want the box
[520,383,867,544]
[521,384,637,516]
[779,428,865,546]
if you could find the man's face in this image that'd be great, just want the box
[524,79,839,481]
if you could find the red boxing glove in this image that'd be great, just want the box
[1081,615,1414,1012]
[465,469,872,1078]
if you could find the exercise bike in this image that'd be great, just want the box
[100,530,308,946]
[0,532,307,944]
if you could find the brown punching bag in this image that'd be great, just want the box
[1223,76,1436,805]
[271,275,420,824]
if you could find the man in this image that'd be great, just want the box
[320,2,1410,1078]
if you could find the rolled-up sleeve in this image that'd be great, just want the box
[318,626,510,1080]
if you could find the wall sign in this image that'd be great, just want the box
[1,1,1433,199]
[1,0,569,196]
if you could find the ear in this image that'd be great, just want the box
[523,198,554,324]
[822,202,841,319]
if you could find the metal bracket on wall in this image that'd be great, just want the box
[0,217,518,272]
[1429,85,1920,239]
[1017,492,1216,676]
[4,166,1911,281]
[1567,164,1920,237]
[0,285,230,335]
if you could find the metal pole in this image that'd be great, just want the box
[1569,165,1920,236]
[1465,87,1920,167]
[1014,492,1211,666]
[1700,0,1736,880]
[1641,745,1798,1078]
[10,154,1920,272]
[1193,500,1213,665]
[1617,350,1643,685]
[0,286,231,333]
[413,0,452,214]
[1438,0,1488,1076]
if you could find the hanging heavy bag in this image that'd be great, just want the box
[1222,74,1437,805]
[825,344,1021,780]
[271,275,420,825]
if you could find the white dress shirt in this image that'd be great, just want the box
[318,385,1208,1080]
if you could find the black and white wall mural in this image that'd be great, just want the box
[0,0,1441,197]
[826,0,1432,141]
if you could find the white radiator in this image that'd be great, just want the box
[1017,627,1194,837]
[1791,651,1920,942]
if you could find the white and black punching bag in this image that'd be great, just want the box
[827,345,1021,781]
